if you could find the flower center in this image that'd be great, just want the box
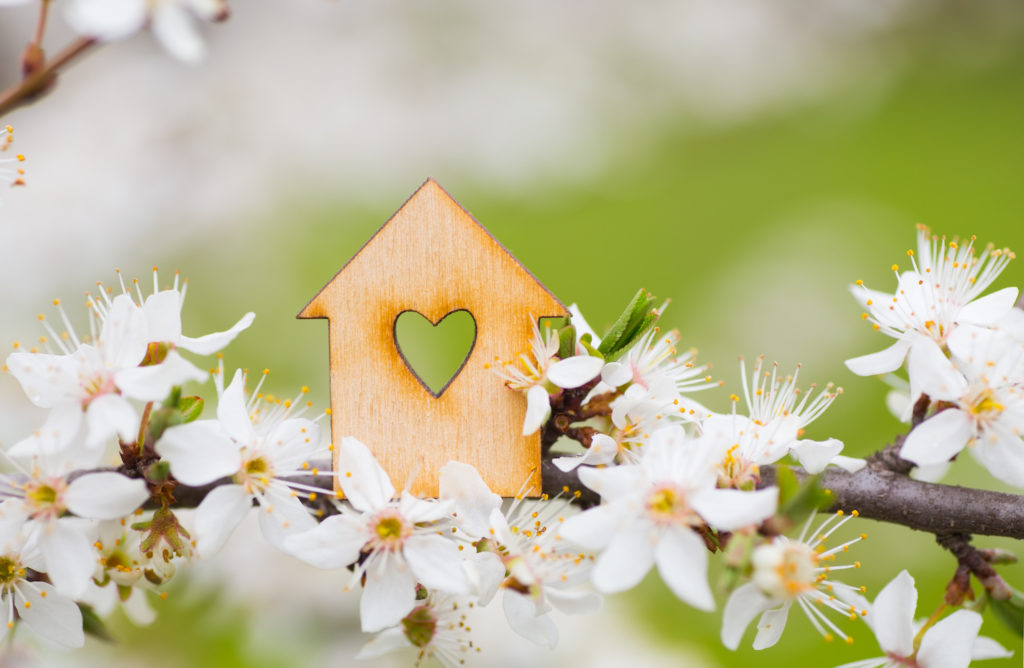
[23,478,67,520]
[645,483,693,525]
[752,541,819,599]
[966,389,1004,419]
[0,555,23,586]
[718,445,759,488]
[401,605,438,649]
[81,372,118,406]
[238,455,274,493]
[368,510,410,550]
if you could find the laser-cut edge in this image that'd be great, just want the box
[392,308,478,398]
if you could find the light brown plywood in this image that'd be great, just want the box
[299,179,567,497]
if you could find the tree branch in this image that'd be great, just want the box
[124,456,1024,540]
[0,37,97,117]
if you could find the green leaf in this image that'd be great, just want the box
[990,587,1024,637]
[597,289,661,361]
[79,603,115,642]
[178,396,204,423]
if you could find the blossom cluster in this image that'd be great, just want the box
[846,225,1024,486]
[0,227,1018,667]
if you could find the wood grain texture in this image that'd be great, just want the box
[299,179,567,497]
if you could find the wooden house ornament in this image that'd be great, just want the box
[299,179,567,497]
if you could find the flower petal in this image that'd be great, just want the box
[157,420,242,486]
[15,582,84,648]
[65,472,149,520]
[337,437,395,512]
[692,487,778,532]
[548,356,603,389]
[870,570,917,657]
[601,362,632,388]
[217,369,255,444]
[356,627,409,659]
[404,534,470,595]
[899,409,972,467]
[971,635,1013,661]
[503,590,558,649]
[142,290,183,344]
[179,312,256,355]
[752,602,791,650]
[916,609,982,668]
[907,337,968,403]
[64,0,147,41]
[439,461,501,539]
[523,384,551,436]
[152,3,206,63]
[721,582,774,650]
[791,438,844,474]
[361,552,417,632]
[115,350,207,402]
[845,339,910,376]
[592,524,654,593]
[194,484,251,557]
[546,587,602,615]
[655,527,714,611]
[85,394,139,448]
[284,514,366,569]
[39,521,96,598]
[958,287,1019,326]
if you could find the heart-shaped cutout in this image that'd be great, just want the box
[394,309,477,397]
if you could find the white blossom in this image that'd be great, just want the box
[157,367,325,555]
[835,570,1011,668]
[721,511,866,650]
[285,438,469,633]
[846,225,1017,377]
[65,0,229,63]
[560,424,778,611]
[357,592,481,668]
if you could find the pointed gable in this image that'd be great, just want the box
[300,179,567,497]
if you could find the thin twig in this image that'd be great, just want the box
[0,37,97,117]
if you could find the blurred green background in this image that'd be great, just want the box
[4,0,1024,665]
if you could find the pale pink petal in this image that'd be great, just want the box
[256,488,317,552]
[65,472,149,520]
[439,461,501,538]
[337,437,395,512]
[15,582,84,648]
[356,627,409,659]
[361,552,417,632]
[546,587,602,615]
[831,455,867,473]
[655,527,713,610]
[284,514,366,569]
[900,409,972,467]
[752,602,791,649]
[558,502,631,552]
[906,336,967,403]
[845,339,911,376]
[916,609,982,668]
[5,352,79,408]
[554,433,619,472]
[791,438,844,474]
[958,287,1019,326]
[115,350,207,402]
[157,420,242,485]
[692,487,777,532]
[971,636,1013,660]
[39,521,96,598]
[523,384,551,436]
[721,582,774,650]
[601,362,632,388]
[404,534,470,594]
[152,3,206,63]
[547,356,603,389]
[100,295,149,369]
[503,591,558,649]
[179,312,256,355]
[142,290,183,343]
[216,369,255,444]
[85,393,138,448]
[871,570,917,657]
[194,484,251,557]
[577,464,646,501]
[64,0,147,41]
[592,524,654,593]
